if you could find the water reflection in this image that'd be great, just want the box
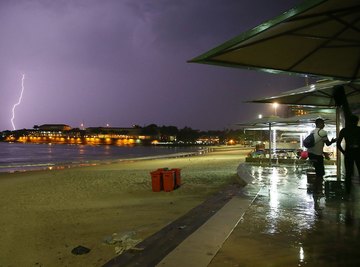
[267,167,280,234]
[209,163,360,266]
[0,142,200,173]
[249,165,318,235]
[299,246,305,264]
[250,165,360,266]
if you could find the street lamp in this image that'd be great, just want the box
[258,114,263,119]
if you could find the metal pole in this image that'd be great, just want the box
[269,123,272,166]
[336,106,341,180]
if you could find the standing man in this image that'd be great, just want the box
[307,118,336,192]
[337,115,360,194]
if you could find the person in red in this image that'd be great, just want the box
[337,115,360,194]
[307,118,336,192]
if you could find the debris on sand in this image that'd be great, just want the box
[103,231,142,255]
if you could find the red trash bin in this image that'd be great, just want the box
[171,168,181,188]
[150,170,163,192]
[162,170,175,192]
[300,150,308,159]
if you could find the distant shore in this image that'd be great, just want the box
[0,145,250,267]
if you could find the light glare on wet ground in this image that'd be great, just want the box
[209,164,360,267]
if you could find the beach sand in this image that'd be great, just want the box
[0,146,250,267]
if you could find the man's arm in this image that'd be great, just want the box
[324,138,336,146]
[320,130,336,146]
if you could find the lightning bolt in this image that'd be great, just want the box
[11,74,25,130]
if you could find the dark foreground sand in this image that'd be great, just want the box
[0,146,250,267]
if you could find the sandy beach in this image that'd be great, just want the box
[0,146,250,267]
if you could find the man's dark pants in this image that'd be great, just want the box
[308,153,325,191]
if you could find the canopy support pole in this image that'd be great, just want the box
[336,106,341,181]
[269,123,272,166]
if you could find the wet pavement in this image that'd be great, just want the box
[209,164,360,267]
[104,163,360,266]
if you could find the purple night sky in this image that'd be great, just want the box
[0,0,308,131]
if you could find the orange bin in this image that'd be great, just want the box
[171,168,181,188]
[150,170,163,192]
[162,170,175,192]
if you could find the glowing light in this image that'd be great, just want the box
[272,102,279,116]
[11,74,25,130]
[228,139,235,145]
[299,246,305,263]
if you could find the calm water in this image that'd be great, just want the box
[0,142,201,173]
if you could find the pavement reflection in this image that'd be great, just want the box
[210,164,360,267]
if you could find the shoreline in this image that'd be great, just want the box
[0,145,246,174]
[0,151,206,174]
[0,144,218,174]
[0,145,250,267]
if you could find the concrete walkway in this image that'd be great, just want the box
[157,184,259,267]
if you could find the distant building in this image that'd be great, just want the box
[2,124,168,145]
[39,124,72,131]
[196,135,220,145]
[86,127,142,137]
[284,106,309,117]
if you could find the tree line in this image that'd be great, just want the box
[140,124,263,144]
